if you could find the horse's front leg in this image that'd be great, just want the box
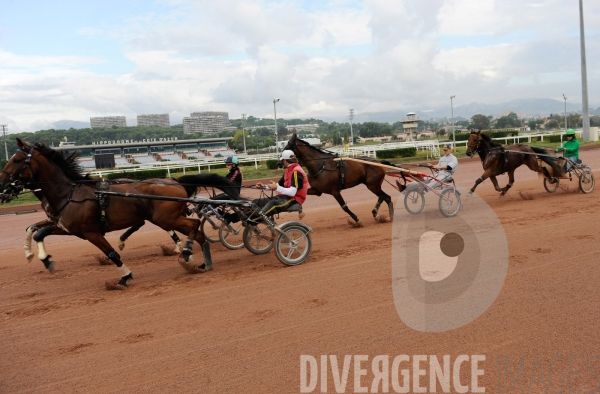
[468,173,491,196]
[307,187,322,197]
[177,218,212,273]
[33,224,68,273]
[331,190,361,226]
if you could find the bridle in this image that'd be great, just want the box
[0,146,34,200]
[285,137,337,178]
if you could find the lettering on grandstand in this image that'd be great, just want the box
[91,137,179,145]
[300,354,485,393]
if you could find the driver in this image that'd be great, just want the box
[253,150,308,220]
[213,156,242,200]
[422,144,459,191]
[557,129,580,171]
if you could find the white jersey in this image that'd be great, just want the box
[437,154,458,174]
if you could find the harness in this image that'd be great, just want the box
[471,137,509,175]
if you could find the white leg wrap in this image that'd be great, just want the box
[174,241,182,254]
[24,227,35,262]
[38,242,48,261]
[118,265,131,277]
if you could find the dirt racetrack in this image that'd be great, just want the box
[2,151,600,394]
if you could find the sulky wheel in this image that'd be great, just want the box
[404,189,425,214]
[219,220,245,250]
[274,225,312,266]
[200,216,221,243]
[579,169,595,194]
[439,188,461,218]
[543,177,559,193]
[243,222,275,254]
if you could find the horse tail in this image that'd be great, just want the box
[531,146,563,175]
[176,173,240,200]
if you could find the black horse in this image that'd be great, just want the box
[466,130,563,196]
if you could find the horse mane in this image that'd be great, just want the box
[296,137,338,157]
[33,142,92,181]
[478,132,503,148]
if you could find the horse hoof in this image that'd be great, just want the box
[105,281,128,291]
[298,212,305,220]
[47,261,55,274]
[25,252,34,263]
[198,263,213,272]
[118,241,125,251]
[178,258,205,274]
[467,191,474,197]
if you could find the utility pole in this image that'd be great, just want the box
[349,109,354,146]
[1,124,8,161]
[241,114,247,155]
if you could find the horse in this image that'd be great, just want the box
[465,130,563,196]
[283,133,393,225]
[22,189,184,268]
[0,139,238,289]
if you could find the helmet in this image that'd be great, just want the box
[280,150,295,161]
[566,129,575,135]
[225,156,239,165]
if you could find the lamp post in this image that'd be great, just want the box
[241,114,247,155]
[349,109,354,146]
[450,95,456,145]
[1,124,8,161]
[563,94,567,131]
[273,98,280,154]
[579,0,592,141]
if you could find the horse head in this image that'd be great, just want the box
[0,138,36,202]
[466,130,482,158]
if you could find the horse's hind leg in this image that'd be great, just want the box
[85,233,133,289]
[118,222,145,251]
[499,171,515,196]
[174,217,212,273]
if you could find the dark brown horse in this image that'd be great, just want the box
[283,133,393,225]
[0,139,237,288]
[466,130,563,196]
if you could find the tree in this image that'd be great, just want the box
[470,114,490,130]
[494,112,519,129]
[546,119,559,129]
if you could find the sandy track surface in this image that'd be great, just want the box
[2,151,600,393]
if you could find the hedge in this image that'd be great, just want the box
[546,134,563,143]
[376,147,417,159]
[266,159,279,169]
[104,169,169,180]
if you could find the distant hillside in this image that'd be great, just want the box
[47,120,91,130]
[331,98,597,123]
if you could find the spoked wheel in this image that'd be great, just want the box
[439,188,461,218]
[543,177,559,193]
[200,217,221,243]
[579,168,595,194]
[219,221,245,250]
[404,189,425,214]
[243,222,275,254]
[275,225,312,266]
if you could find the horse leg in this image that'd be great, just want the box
[118,222,145,251]
[169,231,183,253]
[175,218,212,273]
[85,232,133,288]
[33,225,58,273]
[307,187,322,197]
[331,190,360,225]
[468,175,489,196]
[24,219,53,262]
[499,171,515,196]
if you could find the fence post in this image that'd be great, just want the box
[197,164,201,173]
[255,158,258,169]
[167,167,171,177]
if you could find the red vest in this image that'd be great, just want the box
[281,163,308,204]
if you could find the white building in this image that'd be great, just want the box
[137,113,170,127]
[184,111,230,134]
[90,116,127,128]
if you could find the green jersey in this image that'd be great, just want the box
[558,139,580,158]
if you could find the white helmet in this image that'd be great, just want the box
[280,150,295,161]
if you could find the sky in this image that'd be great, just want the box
[1,0,599,132]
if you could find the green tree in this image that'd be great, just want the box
[546,119,559,129]
[470,114,490,130]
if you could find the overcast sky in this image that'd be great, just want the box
[1,0,599,132]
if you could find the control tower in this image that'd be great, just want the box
[400,112,420,141]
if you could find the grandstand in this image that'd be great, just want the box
[160,154,184,161]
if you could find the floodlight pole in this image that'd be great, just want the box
[450,95,456,145]
[241,114,247,154]
[273,99,280,154]
[349,109,354,146]
[579,0,592,141]
[563,94,567,131]
[1,124,8,161]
